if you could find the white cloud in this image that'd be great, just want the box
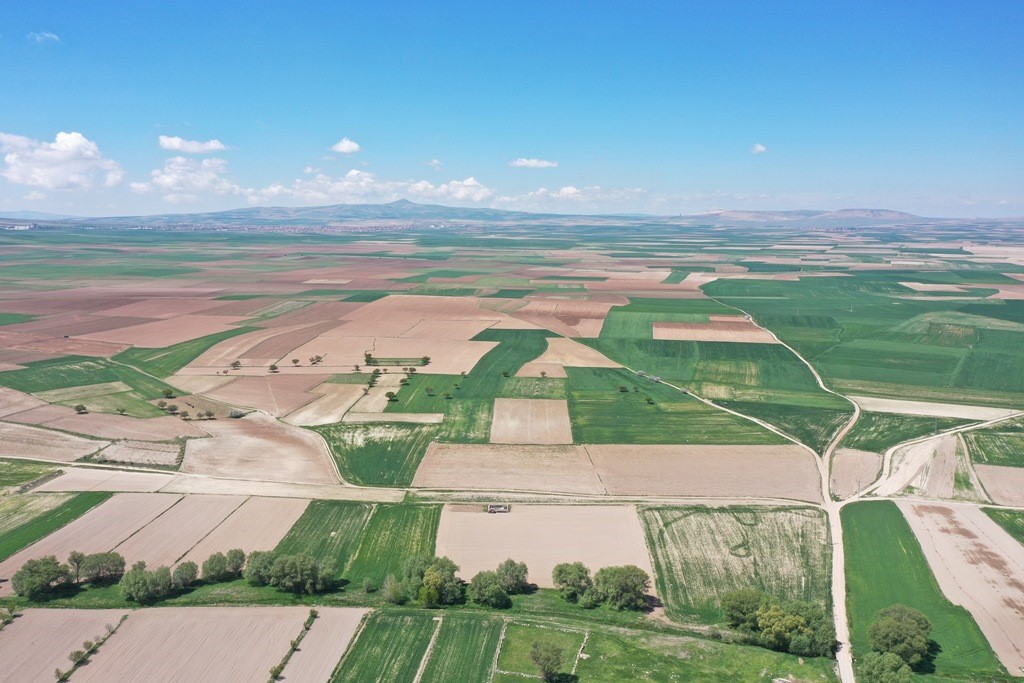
[510,158,558,168]
[158,135,227,153]
[302,166,320,174]
[410,177,496,202]
[0,131,123,189]
[131,156,240,203]
[426,158,443,170]
[330,137,361,154]
[751,143,768,155]
[27,31,59,43]
[23,191,46,201]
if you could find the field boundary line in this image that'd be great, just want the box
[571,630,590,675]
[172,494,249,564]
[328,608,372,680]
[108,493,185,553]
[411,615,444,683]
[580,445,609,494]
[489,618,509,683]
[342,503,377,575]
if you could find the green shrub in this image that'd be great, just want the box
[468,570,511,609]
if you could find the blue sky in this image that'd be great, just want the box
[1,1,1021,216]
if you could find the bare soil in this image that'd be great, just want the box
[975,465,1024,506]
[0,609,128,682]
[202,374,329,416]
[77,314,247,347]
[849,395,1016,421]
[283,383,366,426]
[34,468,175,493]
[830,448,881,499]
[652,320,779,343]
[489,398,573,445]
[0,421,107,462]
[180,496,310,564]
[278,607,369,681]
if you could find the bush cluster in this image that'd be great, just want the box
[244,550,335,595]
[720,588,835,657]
[12,550,128,600]
[552,562,651,611]
[382,556,463,607]
[859,604,932,681]
[120,549,244,604]
[468,558,530,609]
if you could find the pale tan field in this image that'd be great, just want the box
[0,386,47,416]
[435,504,653,588]
[96,439,180,466]
[283,383,366,426]
[343,411,445,424]
[0,421,106,462]
[5,406,209,441]
[401,318,497,339]
[74,607,309,683]
[180,496,309,564]
[899,282,967,293]
[180,412,337,484]
[643,507,830,609]
[975,465,1024,505]
[528,337,621,368]
[167,373,234,394]
[830,448,881,499]
[202,374,329,416]
[899,503,1024,673]
[489,398,573,445]
[112,494,245,567]
[348,373,403,413]
[849,395,1016,421]
[278,607,369,681]
[652,319,778,343]
[95,297,225,318]
[0,492,72,534]
[516,361,568,378]
[585,444,822,502]
[34,468,175,493]
[185,324,315,368]
[77,314,246,347]
[875,435,956,497]
[0,609,128,682]
[34,380,133,402]
[0,493,182,593]
[413,443,606,494]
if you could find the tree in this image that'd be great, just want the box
[73,404,87,414]
[468,570,511,608]
[231,361,241,370]
[402,556,464,607]
[204,410,215,419]
[755,601,809,652]
[292,358,300,366]
[11,556,72,600]
[148,566,173,599]
[269,364,279,373]
[552,562,592,603]
[425,386,435,396]
[68,551,86,582]
[592,565,650,611]
[722,588,768,630]
[202,552,229,583]
[162,388,175,398]
[859,652,913,683]
[868,604,931,667]
[540,371,547,378]
[172,561,198,589]
[353,364,360,372]
[119,561,172,604]
[179,410,190,420]
[166,404,178,414]
[157,400,167,409]
[496,559,529,595]
[225,548,246,576]
[245,551,275,586]
[80,552,125,583]
[269,554,335,594]
[421,356,430,365]
[529,642,563,682]
[617,385,628,392]
[116,407,127,415]
[385,391,397,402]
[382,574,406,604]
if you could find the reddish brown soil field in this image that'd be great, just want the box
[0,609,128,682]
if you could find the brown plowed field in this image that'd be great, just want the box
[0,421,107,461]
[830,448,881,499]
[516,361,568,378]
[435,504,653,588]
[490,398,573,444]
[186,324,316,367]
[112,494,246,567]
[98,440,180,466]
[975,465,1024,506]
[899,503,1024,673]
[180,496,310,563]
[283,383,366,426]
[0,609,128,682]
[7,407,208,441]
[181,412,337,484]
[74,607,309,683]
[258,301,366,327]
[278,607,369,681]
[77,315,247,347]
[238,321,337,359]
[35,468,175,492]
[584,444,822,502]
[401,318,498,340]
[652,320,779,343]
[0,493,182,593]
[203,374,329,416]
[412,443,605,494]
[0,386,46,416]
[95,297,225,318]
[530,337,620,368]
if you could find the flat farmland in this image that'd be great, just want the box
[641,506,830,622]
[282,382,365,425]
[34,467,174,492]
[273,500,373,577]
[182,496,310,564]
[420,614,504,683]
[315,422,439,486]
[840,410,974,454]
[489,397,573,444]
[74,607,308,683]
[830,448,881,499]
[0,492,110,561]
[0,609,128,682]
[965,426,1024,467]
[278,607,368,682]
[975,464,1024,506]
[0,492,181,593]
[77,314,248,347]
[435,504,653,588]
[0,457,54,488]
[332,611,436,682]
[652,319,779,343]
[0,491,72,536]
[0,421,107,462]
[345,504,440,583]
[202,374,329,416]
[496,622,587,678]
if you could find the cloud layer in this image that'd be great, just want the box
[330,137,361,154]
[0,131,122,190]
[510,157,558,168]
[158,136,227,153]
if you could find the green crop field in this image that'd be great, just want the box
[720,400,852,454]
[641,506,831,623]
[420,614,503,683]
[0,356,177,399]
[313,423,439,486]
[496,622,586,677]
[983,508,1024,546]
[497,376,567,399]
[345,504,441,583]
[332,611,436,682]
[272,500,372,577]
[963,429,1024,467]
[0,458,56,488]
[0,312,33,326]
[0,492,112,561]
[113,327,256,378]
[566,367,785,444]
[842,501,1007,681]
[841,412,975,454]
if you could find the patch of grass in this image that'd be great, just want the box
[601,310,709,339]
[313,423,439,486]
[641,506,831,623]
[482,288,534,298]
[719,400,853,454]
[0,312,33,326]
[0,458,56,488]
[983,508,1024,546]
[497,622,586,676]
[617,298,735,315]
[964,429,1024,467]
[113,327,257,378]
[497,377,567,399]
[332,611,436,682]
[0,492,112,561]
[841,412,974,454]
[345,504,441,584]
[273,500,373,577]
[842,501,1008,681]
[0,356,177,399]
[420,613,503,683]
[343,290,389,302]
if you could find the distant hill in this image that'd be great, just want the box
[0,210,80,220]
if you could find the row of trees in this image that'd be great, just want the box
[720,588,835,658]
[859,605,933,682]
[467,559,530,608]
[121,549,246,603]
[244,551,336,595]
[12,551,128,600]
[553,562,651,611]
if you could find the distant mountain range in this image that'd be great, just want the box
[0,200,1004,228]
